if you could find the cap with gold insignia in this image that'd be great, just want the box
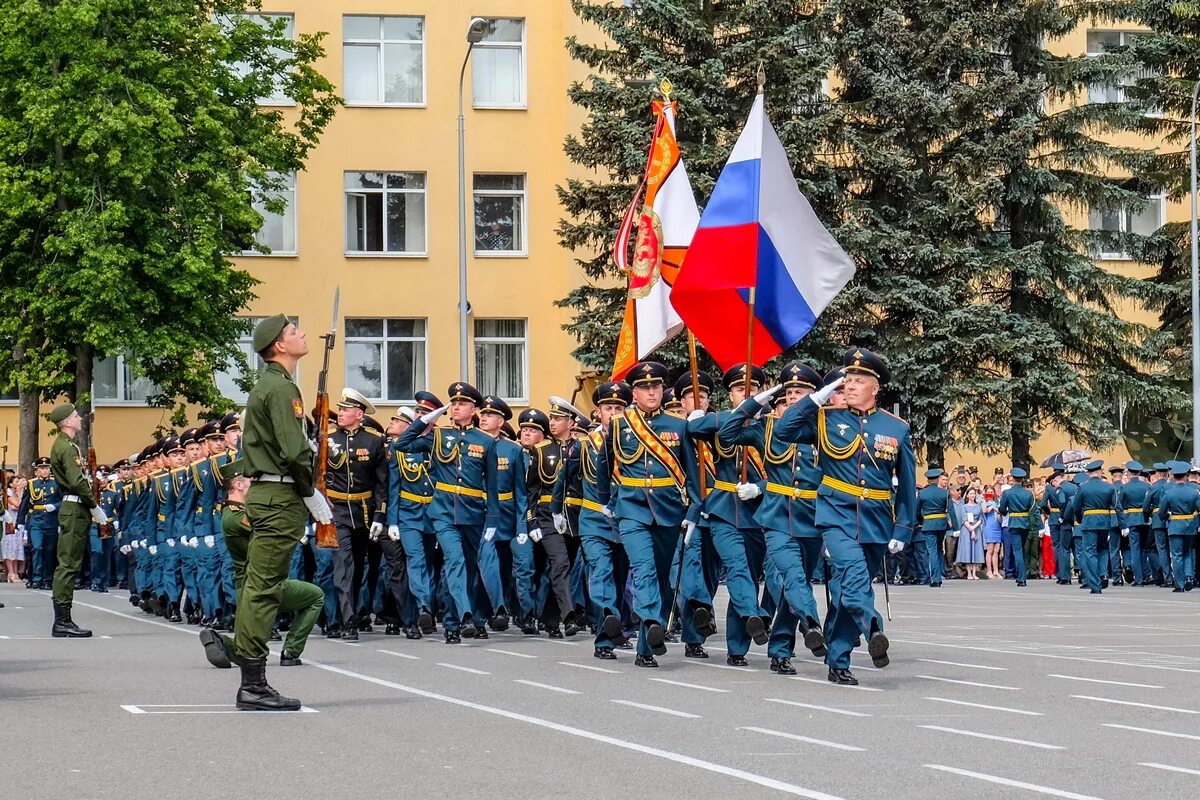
[391,406,416,423]
[779,362,822,390]
[842,347,890,384]
[446,382,483,406]
[822,368,846,388]
[662,387,682,411]
[219,411,241,434]
[414,391,442,413]
[180,428,199,448]
[337,387,376,415]
[629,361,668,386]
[518,408,550,436]
[46,402,77,425]
[199,420,221,440]
[548,398,581,419]
[721,363,766,392]
[592,381,632,407]
[673,370,714,399]
[251,313,290,353]
[33,456,51,468]
[163,436,184,455]
[113,458,131,470]
[480,395,513,420]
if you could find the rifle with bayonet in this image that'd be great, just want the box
[312,287,340,549]
[86,413,112,540]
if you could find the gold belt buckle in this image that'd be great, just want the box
[860,485,870,499]
[792,487,802,498]
[644,476,654,487]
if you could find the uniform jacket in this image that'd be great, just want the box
[1143,478,1168,531]
[917,484,960,533]
[1069,476,1115,533]
[527,438,569,535]
[18,478,62,529]
[387,437,433,531]
[998,485,1035,532]
[553,428,618,543]
[1058,480,1080,530]
[1157,481,1200,536]
[50,432,95,508]
[484,436,528,539]
[242,361,314,495]
[598,406,702,528]
[1119,478,1149,529]
[324,424,389,529]
[396,420,495,528]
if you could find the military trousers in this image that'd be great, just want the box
[1053,525,1072,581]
[1075,532,1103,592]
[52,502,89,605]
[179,542,200,611]
[29,520,58,586]
[478,534,514,616]
[1009,528,1027,581]
[331,524,370,629]
[619,520,678,657]
[233,482,306,661]
[909,531,931,585]
[822,529,886,671]
[1168,535,1195,590]
[534,530,578,628]
[194,536,222,616]
[88,525,113,589]
[676,524,717,644]
[581,534,629,649]
[709,522,768,657]
[379,535,415,623]
[398,527,437,616]
[510,534,537,620]
[763,529,822,659]
[433,522,484,630]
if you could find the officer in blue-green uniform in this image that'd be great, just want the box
[1144,462,1172,586]
[116,455,144,604]
[1156,461,1198,592]
[1116,461,1148,586]
[673,370,719,657]
[381,407,435,637]
[189,421,224,625]
[597,361,702,668]
[132,442,162,611]
[480,396,528,633]
[1041,466,1067,583]
[154,436,185,619]
[998,467,1034,586]
[514,408,549,634]
[558,381,631,660]
[213,412,241,627]
[175,428,205,622]
[396,382,496,642]
[88,466,120,592]
[687,364,771,667]
[1104,464,1127,585]
[1069,460,1113,593]
[722,361,830,676]
[916,468,959,588]
[772,348,915,686]
[19,457,62,590]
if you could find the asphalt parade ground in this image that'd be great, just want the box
[3,581,1199,800]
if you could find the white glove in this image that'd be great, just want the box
[149,544,158,555]
[682,520,696,547]
[112,519,120,531]
[303,491,334,525]
[753,384,783,408]
[951,530,960,538]
[119,544,132,555]
[811,375,845,406]
[484,527,496,542]
[1121,528,1129,537]
[887,538,905,554]
[600,505,614,519]
[530,529,543,543]
[17,524,26,537]
[736,482,761,501]
[44,503,56,512]
[552,513,567,534]
[300,532,309,545]
[166,537,176,547]
[204,535,215,548]
[516,532,529,545]
[686,409,705,422]
[130,538,140,549]
[369,521,384,539]
[387,524,400,542]
[420,404,449,425]
[139,538,148,548]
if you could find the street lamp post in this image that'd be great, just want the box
[1191,79,1200,459]
[458,17,488,382]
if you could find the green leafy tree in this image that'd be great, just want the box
[0,0,339,468]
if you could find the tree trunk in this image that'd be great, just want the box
[74,342,94,445]
[923,411,945,469]
[18,385,39,476]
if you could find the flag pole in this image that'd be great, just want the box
[741,63,767,485]
[688,330,709,501]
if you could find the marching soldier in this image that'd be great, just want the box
[916,468,958,588]
[176,428,204,623]
[382,407,436,637]
[88,465,119,592]
[45,403,108,637]
[597,361,702,667]
[111,458,135,590]
[514,409,550,634]
[1120,461,1150,586]
[1156,461,1198,592]
[18,456,61,590]
[771,348,915,686]
[191,421,225,626]
[481,396,527,632]
[1069,460,1114,594]
[158,436,187,622]
[213,412,242,628]
[1145,462,1172,586]
[1106,463,1127,585]
[324,388,390,641]
[998,468,1034,586]
[674,370,720,657]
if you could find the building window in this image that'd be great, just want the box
[214,317,265,403]
[1088,192,1164,259]
[1085,30,1155,110]
[0,387,16,404]
[472,19,525,108]
[343,15,425,106]
[473,174,526,255]
[344,172,427,255]
[223,13,295,105]
[93,355,161,405]
[474,319,527,402]
[344,318,427,402]
[245,172,297,255]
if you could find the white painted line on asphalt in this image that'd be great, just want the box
[1049,674,1162,689]
[916,675,1020,691]
[378,649,421,660]
[486,648,537,659]
[305,661,847,800]
[120,705,145,714]
[920,725,1063,750]
[2,634,112,640]
[437,662,491,676]
[918,659,1008,671]
[1103,724,1200,742]
[925,765,1105,799]
[892,636,1200,674]
[120,704,318,714]
[925,697,1042,716]
[650,677,731,694]
[512,679,581,695]
[1138,763,1200,777]
[787,676,882,692]
[740,726,865,752]
[558,661,620,674]
[1072,695,1197,714]
[689,660,755,672]
[765,698,871,718]
[610,699,700,719]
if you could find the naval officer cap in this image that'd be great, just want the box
[47,402,77,425]
[842,347,891,385]
[779,362,822,390]
[722,363,766,392]
[391,406,416,423]
[593,381,632,407]
[447,382,483,406]
[337,387,376,415]
[479,395,513,421]
[629,361,669,386]
[674,370,714,398]
[1011,467,1028,479]
[548,398,577,419]
[925,468,943,479]
[518,408,550,436]
[251,313,290,353]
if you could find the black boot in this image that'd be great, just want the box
[199,628,233,669]
[51,602,92,638]
[235,658,301,711]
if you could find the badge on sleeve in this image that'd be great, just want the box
[292,398,304,418]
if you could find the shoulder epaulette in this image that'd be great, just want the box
[362,427,383,438]
[535,440,553,449]
[879,409,908,425]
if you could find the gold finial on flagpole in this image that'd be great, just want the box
[756,60,766,94]
[658,78,673,100]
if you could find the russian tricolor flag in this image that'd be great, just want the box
[671,94,855,371]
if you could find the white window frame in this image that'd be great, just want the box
[1090,191,1166,260]
[214,316,265,403]
[344,318,428,403]
[242,171,298,256]
[220,13,297,106]
[472,18,526,110]
[473,173,528,257]
[474,318,529,403]
[93,354,161,407]
[344,171,428,257]
[1085,29,1159,116]
[342,15,427,108]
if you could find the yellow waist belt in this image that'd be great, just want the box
[711,480,738,493]
[1007,512,1030,518]
[399,490,432,505]
[327,489,372,502]
[923,513,948,520]
[538,494,554,504]
[765,483,817,500]
[1081,509,1110,516]
[568,497,606,514]
[33,504,48,511]
[1049,507,1061,513]
[821,475,891,502]
[495,492,513,502]
[1123,508,1143,515]
[619,476,677,489]
[1169,513,1196,520]
[434,482,485,500]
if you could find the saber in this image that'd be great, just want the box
[881,553,892,621]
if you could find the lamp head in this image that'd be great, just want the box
[466,17,488,44]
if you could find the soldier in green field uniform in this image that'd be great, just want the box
[229,314,333,711]
[47,402,107,638]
